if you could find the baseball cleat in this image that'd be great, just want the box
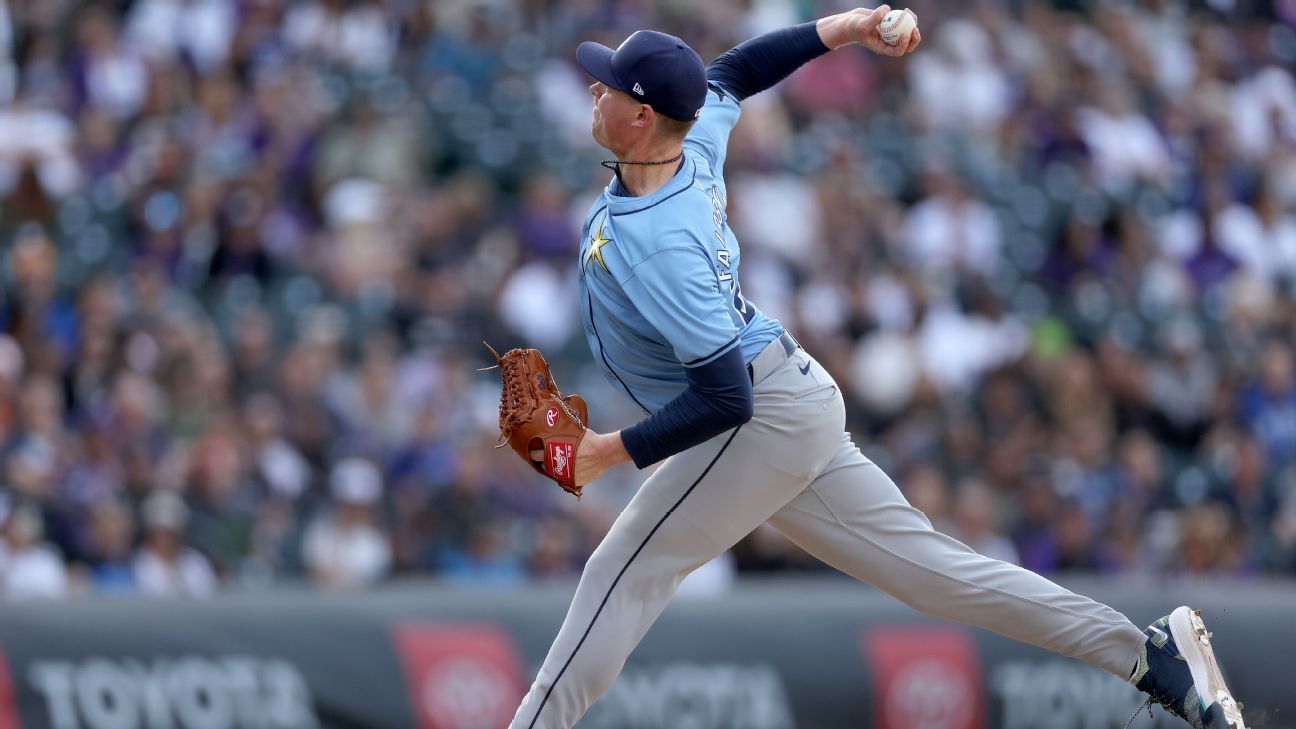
[1130,606,1247,729]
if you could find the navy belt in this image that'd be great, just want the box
[747,331,799,383]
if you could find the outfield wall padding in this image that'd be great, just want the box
[0,579,1289,729]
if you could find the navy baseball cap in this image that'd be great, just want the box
[576,31,707,122]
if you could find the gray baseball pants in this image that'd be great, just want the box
[510,337,1147,729]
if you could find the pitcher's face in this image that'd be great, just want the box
[589,81,645,151]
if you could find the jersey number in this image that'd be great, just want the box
[733,285,756,325]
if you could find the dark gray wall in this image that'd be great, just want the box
[0,578,1289,729]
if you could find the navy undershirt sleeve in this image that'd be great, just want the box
[620,345,754,469]
[705,21,829,103]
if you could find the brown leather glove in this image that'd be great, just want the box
[484,344,589,496]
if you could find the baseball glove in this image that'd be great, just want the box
[482,343,589,496]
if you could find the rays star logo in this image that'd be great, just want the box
[583,220,612,273]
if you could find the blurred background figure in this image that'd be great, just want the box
[133,491,217,597]
[80,498,137,595]
[0,0,1291,599]
[0,501,67,599]
[952,476,1020,565]
[302,457,391,590]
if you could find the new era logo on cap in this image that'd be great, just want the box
[633,82,644,95]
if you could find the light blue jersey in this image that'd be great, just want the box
[577,85,783,413]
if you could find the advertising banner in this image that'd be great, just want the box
[0,581,1288,729]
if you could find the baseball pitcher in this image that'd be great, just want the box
[491,6,1247,729]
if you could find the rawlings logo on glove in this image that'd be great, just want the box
[482,343,589,496]
[548,442,573,479]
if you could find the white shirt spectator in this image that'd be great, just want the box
[125,0,235,74]
[1215,203,1296,281]
[794,279,850,339]
[908,20,1012,135]
[303,458,391,590]
[133,490,218,597]
[1231,67,1296,162]
[0,104,81,197]
[1076,102,1173,193]
[302,517,392,590]
[79,10,150,122]
[919,306,1029,394]
[738,251,796,327]
[498,262,578,352]
[902,192,1002,277]
[1146,318,1216,429]
[1136,2,1196,100]
[863,270,916,332]
[1157,208,1203,261]
[850,331,921,416]
[283,1,395,73]
[539,59,605,149]
[258,439,312,500]
[0,545,67,599]
[729,172,823,261]
[0,504,68,600]
[133,546,218,597]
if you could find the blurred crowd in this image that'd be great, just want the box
[0,0,1294,600]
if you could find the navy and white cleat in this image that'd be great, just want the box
[1129,606,1247,729]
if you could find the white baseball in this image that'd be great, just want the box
[878,9,916,46]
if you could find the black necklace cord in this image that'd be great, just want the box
[601,151,685,189]
[600,150,684,172]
